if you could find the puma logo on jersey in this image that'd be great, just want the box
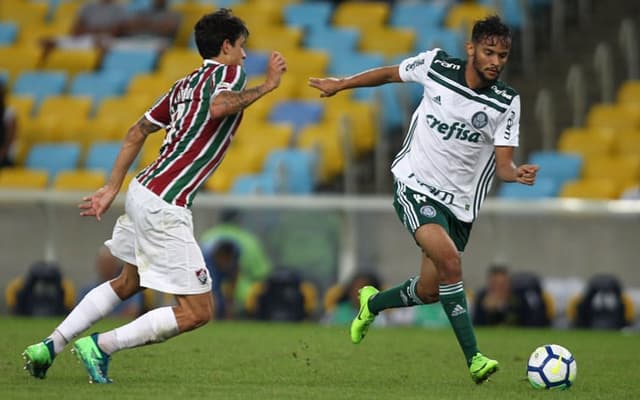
[425,114,481,143]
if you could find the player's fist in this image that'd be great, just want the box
[265,51,287,90]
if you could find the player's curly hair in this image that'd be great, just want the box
[194,8,249,59]
[471,15,511,45]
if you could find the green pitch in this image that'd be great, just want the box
[1,317,638,399]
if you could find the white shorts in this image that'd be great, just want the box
[105,179,211,295]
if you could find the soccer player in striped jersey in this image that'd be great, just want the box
[22,9,287,383]
[309,15,538,384]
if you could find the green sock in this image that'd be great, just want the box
[368,276,422,314]
[439,282,478,364]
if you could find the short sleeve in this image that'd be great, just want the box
[211,64,247,98]
[398,49,440,84]
[144,93,170,128]
[494,95,520,147]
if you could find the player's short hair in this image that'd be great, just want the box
[471,15,511,46]
[194,8,249,59]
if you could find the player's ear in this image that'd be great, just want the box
[465,42,474,58]
[221,39,232,55]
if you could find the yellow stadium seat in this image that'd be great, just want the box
[359,28,416,59]
[614,130,640,156]
[557,127,615,159]
[42,48,100,76]
[297,123,344,182]
[234,121,293,149]
[27,96,93,143]
[0,2,48,26]
[231,2,284,28]
[0,46,42,82]
[586,103,640,131]
[52,170,106,191]
[282,49,330,79]
[50,1,83,28]
[128,73,171,99]
[0,168,49,189]
[324,98,379,155]
[170,3,214,47]
[245,26,303,52]
[445,3,496,36]
[204,155,254,193]
[94,95,151,123]
[582,155,640,187]
[157,48,202,80]
[8,95,35,121]
[617,80,640,105]
[333,2,390,31]
[560,178,620,199]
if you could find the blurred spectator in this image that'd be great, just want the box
[42,0,128,54]
[77,246,146,318]
[0,79,17,168]
[472,265,522,326]
[118,0,181,51]
[5,261,75,316]
[206,239,241,319]
[200,216,273,318]
[323,271,388,326]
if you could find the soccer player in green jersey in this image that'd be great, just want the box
[22,8,287,383]
[309,15,539,384]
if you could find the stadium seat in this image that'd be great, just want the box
[25,143,82,183]
[244,51,269,77]
[323,98,379,154]
[304,27,360,57]
[284,2,333,31]
[559,178,619,199]
[245,26,303,52]
[230,2,284,28]
[0,22,18,46]
[333,2,390,31]
[69,72,129,108]
[296,123,344,182]
[328,52,385,101]
[42,48,101,76]
[28,95,93,143]
[445,2,496,36]
[157,48,202,80]
[557,127,615,159]
[0,47,41,83]
[12,71,67,109]
[586,104,640,131]
[617,80,640,105]
[582,155,640,187]
[613,130,640,156]
[0,1,48,26]
[479,0,525,29]
[101,48,158,80]
[283,49,330,79]
[390,2,448,32]
[528,151,583,187]
[414,27,465,56]
[358,28,415,59]
[52,170,106,191]
[230,173,278,195]
[0,168,48,190]
[497,178,559,199]
[268,101,324,134]
[84,141,130,174]
[263,149,316,194]
[127,73,170,99]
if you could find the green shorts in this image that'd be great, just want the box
[393,180,472,252]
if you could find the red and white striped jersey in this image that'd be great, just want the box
[138,60,246,208]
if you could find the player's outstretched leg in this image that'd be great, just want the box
[350,285,379,344]
[71,333,112,384]
[22,339,55,379]
[469,352,499,384]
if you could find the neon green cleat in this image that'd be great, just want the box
[469,352,499,384]
[71,333,112,384]
[350,285,379,344]
[22,339,55,379]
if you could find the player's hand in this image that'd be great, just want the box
[308,77,342,97]
[516,164,539,185]
[265,51,287,90]
[79,185,118,221]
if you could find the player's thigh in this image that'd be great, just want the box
[415,223,459,266]
[110,263,142,300]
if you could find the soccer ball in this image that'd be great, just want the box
[526,344,577,390]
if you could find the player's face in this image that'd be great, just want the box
[469,36,511,83]
[226,35,247,66]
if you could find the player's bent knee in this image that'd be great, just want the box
[439,258,462,283]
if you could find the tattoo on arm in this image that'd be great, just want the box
[136,117,162,136]
[216,85,266,114]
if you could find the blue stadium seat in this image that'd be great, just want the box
[263,149,316,194]
[497,177,559,199]
[85,141,134,173]
[284,2,333,31]
[304,27,360,56]
[414,27,464,56]
[329,52,385,101]
[479,0,524,28]
[268,101,324,134]
[230,173,278,195]
[528,151,583,187]
[70,72,129,110]
[0,22,18,46]
[244,51,269,77]
[390,2,448,31]
[13,71,67,109]
[100,48,158,80]
[25,143,82,183]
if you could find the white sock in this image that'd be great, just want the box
[49,282,122,355]
[98,307,179,355]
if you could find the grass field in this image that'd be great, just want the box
[1,317,638,399]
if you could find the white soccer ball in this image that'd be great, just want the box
[526,344,577,390]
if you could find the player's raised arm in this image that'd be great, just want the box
[210,51,287,119]
[308,65,402,97]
